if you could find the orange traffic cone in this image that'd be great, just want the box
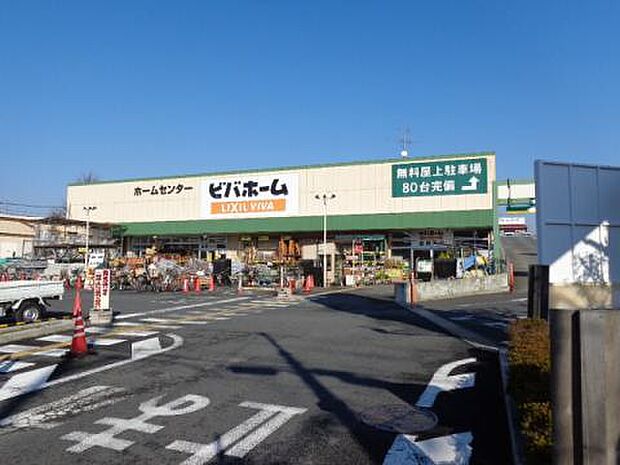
[70,277,88,357]
[208,275,215,292]
[182,277,189,293]
[194,276,201,293]
[303,276,312,294]
[289,279,296,295]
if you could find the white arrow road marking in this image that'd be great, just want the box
[0,334,183,403]
[415,358,476,408]
[166,401,307,464]
[0,365,57,402]
[383,358,477,465]
[0,385,127,433]
[383,432,473,465]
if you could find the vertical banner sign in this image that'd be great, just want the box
[201,174,298,219]
[93,269,111,311]
[392,158,488,197]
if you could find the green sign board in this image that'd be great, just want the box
[392,157,488,197]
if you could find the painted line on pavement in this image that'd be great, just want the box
[0,385,128,432]
[115,296,249,320]
[416,358,476,408]
[0,334,183,403]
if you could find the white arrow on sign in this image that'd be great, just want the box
[460,176,479,192]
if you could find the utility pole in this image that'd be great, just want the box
[315,193,336,288]
[83,206,97,269]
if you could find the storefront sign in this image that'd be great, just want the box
[93,269,111,311]
[201,174,298,218]
[392,158,487,197]
[133,183,194,197]
[88,252,105,267]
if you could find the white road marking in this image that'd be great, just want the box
[131,337,162,359]
[0,365,57,402]
[383,432,473,465]
[37,335,72,343]
[225,402,308,458]
[114,330,159,337]
[40,334,126,347]
[141,318,208,326]
[0,360,35,373]
[89,338,126,347]
[416,358,476,408]
[85,327,109,334]
[115,297,249,321]
[0,344,36,354]
[115,312,143,320]
[1,343,68,358]
[62,394,210,453]
[0,385,127,432]
[113,321,142,327]
[0,334,183,402]
[166,401,307,464]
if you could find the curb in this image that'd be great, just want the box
[396,301,521,465]
[0,319,73,345]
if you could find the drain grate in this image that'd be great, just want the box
[359,404,438,434]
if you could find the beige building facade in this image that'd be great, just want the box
[66,152,497,277]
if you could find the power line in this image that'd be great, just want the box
[0,200,64,209]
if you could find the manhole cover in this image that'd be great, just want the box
[359,404,438,434]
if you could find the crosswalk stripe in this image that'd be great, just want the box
[113,330,159,337]
[141,317,208,326]
[88,338,126,347]
[0,360,35,373]
[85,327,109,334]
[37,335,71,343]
[113,322,142,327]
[0,344,36,354]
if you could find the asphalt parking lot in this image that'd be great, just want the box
[0,286,514,464]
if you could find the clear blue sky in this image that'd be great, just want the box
[1,1,618,213]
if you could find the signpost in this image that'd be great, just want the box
[91,269,112,325]
[392,158,487,198]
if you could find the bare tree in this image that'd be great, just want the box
[76,171,100,184]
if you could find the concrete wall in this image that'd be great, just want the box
[549,283,620,310]
[67,153,496,224]
[395,273,509,304]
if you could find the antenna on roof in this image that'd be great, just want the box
[399,127,411,158]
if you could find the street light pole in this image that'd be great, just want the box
[315,193,336,288]
[83,206,97,269]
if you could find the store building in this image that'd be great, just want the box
[66,152,497,284]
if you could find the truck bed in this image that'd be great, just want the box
[0,280,65,303]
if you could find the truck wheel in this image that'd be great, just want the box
[16,302,45,323]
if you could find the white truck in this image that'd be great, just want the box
[0,280,65,322]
